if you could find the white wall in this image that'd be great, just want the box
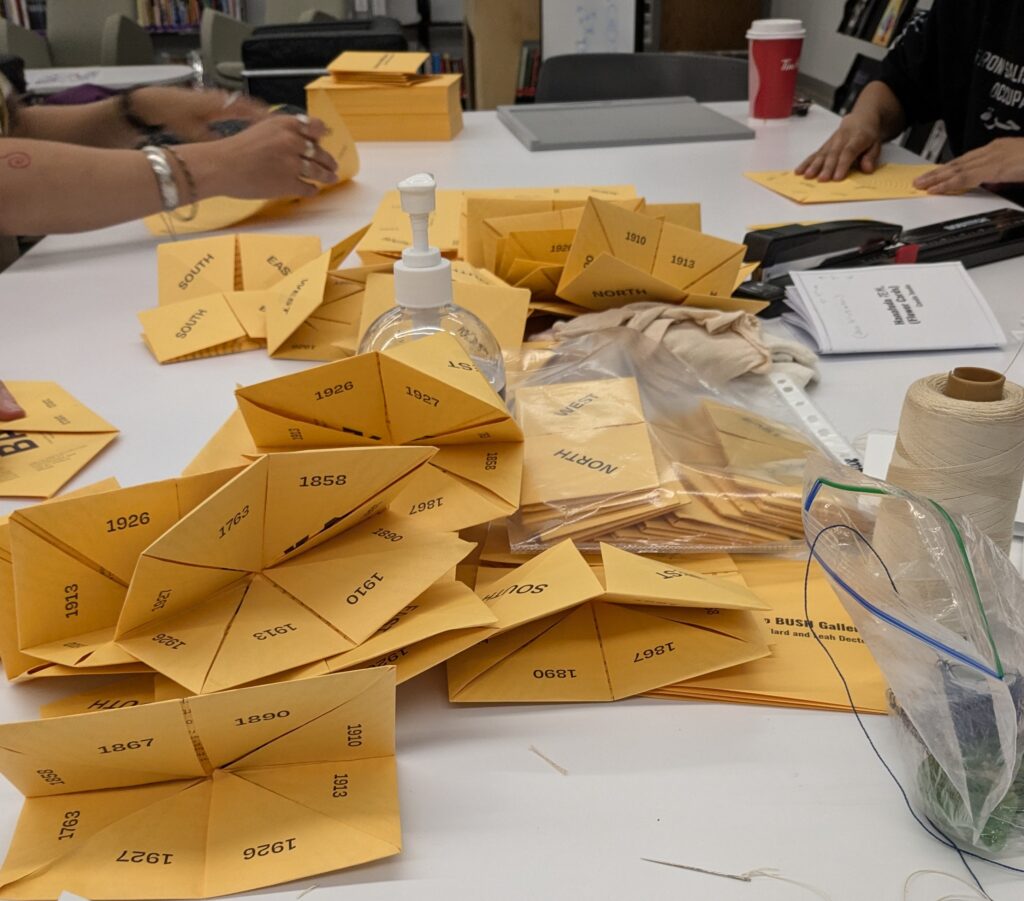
[770,0,884,88]
[771,0,933,89]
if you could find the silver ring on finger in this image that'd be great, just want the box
[303,139,316,159]
[300,157,312,179]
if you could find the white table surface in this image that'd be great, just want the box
[2,104,1023,900]
[25,64,195,95]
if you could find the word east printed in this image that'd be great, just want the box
[0,431,37,457]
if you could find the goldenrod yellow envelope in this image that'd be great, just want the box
[114,448,473,693]
[144,116,360,236]
[0,383,118,499]
[647,557,888,713]
[557,198,747,311]
[357,266,530,357]
[744,164,936,204]
[138,294,265,364]
[0,668,401,900]
[403,541,768,703]
[328,50,431,84]
[9,468,241,672]
[264,226,382,361]
[235,333,523,531]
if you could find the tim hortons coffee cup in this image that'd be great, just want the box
[747,18,805,119]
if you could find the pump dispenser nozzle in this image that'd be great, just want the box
[359,171,507,396]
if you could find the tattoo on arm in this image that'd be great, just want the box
[0,152,30,169]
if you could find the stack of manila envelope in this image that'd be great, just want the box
[112,448,473,694]
[355,184,636,265]
[6,468,241,677]
[0,382,118,499]
[514,377,685,545]
[139,232,323,363]
[356,262,531,360]
[610,401,814,550]
[511,375,815,552]
[646,556,888,713]
[0,669,402,900]
[410,540,770,703]
[307,51,462,141]
[555,198,759,314]
[234,333,523,532]
[144,104,360,237]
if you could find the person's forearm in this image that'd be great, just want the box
[0,139,223,234]
[12,98,141,149]
[851,81,907,143]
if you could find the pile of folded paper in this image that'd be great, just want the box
[306,51,463,141]
[0,445,499,694]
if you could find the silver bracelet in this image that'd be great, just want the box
[142,145,179,212]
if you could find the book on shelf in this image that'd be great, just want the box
[515,39,539,103]
[782,263,1005,355]
[136,0,244,31]
[3,0,43,29]
[838,0,917,47]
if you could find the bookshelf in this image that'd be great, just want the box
[837,0,918,49]
[1,1,245,34]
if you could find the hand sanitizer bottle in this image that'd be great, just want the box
[359,173,507,396]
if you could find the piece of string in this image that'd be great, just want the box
[804,524,1024,900]
[641,859,833,898]
[904,869,990,901]
[528,744,568,775]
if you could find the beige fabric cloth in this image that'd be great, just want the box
[545,302,819,386]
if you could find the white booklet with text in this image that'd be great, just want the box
[783,262,1005,354]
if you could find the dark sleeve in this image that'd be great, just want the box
[877,5,944,125]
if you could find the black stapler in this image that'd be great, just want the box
[735,210,1024,317]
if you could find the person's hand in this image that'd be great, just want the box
[913,137,1024,194]
[131,86,269,143]
[795,112,885,181]
[191,114,339,200]
[0,381,25,422]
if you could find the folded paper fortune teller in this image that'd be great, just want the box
[236,332,523,532]
[447,541,770,702]
[113,447,473,693]
[0,668,400,900]
[8,468,242,674]
[0,383,119,499]
[556,198,748,312]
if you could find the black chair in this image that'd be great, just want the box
[535,52,748,104]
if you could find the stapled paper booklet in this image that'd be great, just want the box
[782,262,1005,354]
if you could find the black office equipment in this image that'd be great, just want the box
[242,18,407,108]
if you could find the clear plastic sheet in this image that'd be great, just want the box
[803,456,1024,854]
[506,328,826,553]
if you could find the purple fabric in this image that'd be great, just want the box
[43,85,118,105]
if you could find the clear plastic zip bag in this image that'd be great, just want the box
[803,455,1024,854]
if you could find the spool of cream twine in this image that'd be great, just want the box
[885,369,1024,552]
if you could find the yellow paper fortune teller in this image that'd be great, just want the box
[141,233,324,363]
[438,541,769,702]
[0,383,119,499]
[0,668,401,900]
[556,198,749,312]
[264,226,394,362]
[327,50,431,84]
[235,332,523,531]
[144,114,359,236]
[8,468,242,673]
[744,164,936,204]
[113,448,474,693]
